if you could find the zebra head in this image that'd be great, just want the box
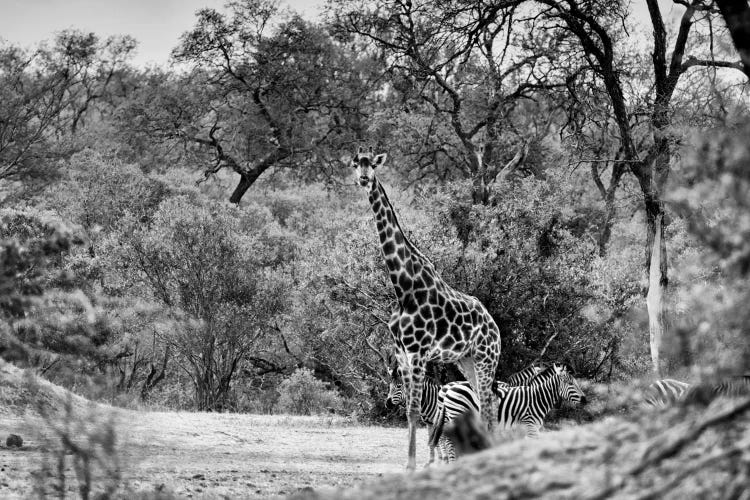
[553,364,586,405]
[385,365,405,409]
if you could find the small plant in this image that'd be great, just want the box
[276,368,342,416]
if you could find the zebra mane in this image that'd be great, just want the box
[526,364,561,385]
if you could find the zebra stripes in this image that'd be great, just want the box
[386,377,441,424]
[386,365,546,466]
[507,364,545,386]
[645,375,750,407]
[430,364,586,462]
[644,378,691,407]
[386,376,449,465]
[495,365,586,438]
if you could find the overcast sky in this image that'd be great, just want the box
[0,0,682,68]
[0,0,325,67]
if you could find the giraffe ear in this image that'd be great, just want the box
[373,153,387,168]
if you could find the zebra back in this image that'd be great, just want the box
[713,375,750,397]
[507,364,546,386]
[644,378,691,407]
[495,364,545,393]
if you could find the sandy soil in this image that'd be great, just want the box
[0,410,429,499]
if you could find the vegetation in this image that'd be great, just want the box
[1,0,750,497]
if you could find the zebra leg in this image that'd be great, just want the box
[523,417,541,438]
[440,435,456,463]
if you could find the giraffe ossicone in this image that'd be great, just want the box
[351,147,502,471]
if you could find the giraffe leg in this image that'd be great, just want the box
[473,357,498,433]
[456,357,478,390]
[405,360,425,472]
[424,424,435,467]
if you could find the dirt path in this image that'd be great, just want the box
[0,410,429,498]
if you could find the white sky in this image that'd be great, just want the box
[0,0,326,67]
[0,0,683,68]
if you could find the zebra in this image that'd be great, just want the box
[385,368,455,466]
[644,378,691,407]
[712,374,750,397]
[506,364,546,386]
[430,364,586,462]
[386,365,544,466]
[645,375,750,407]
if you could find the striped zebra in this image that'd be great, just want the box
[712,375,750,397]
[506,364,546,386]
[645,375,750,407]
[385,370,455,466]
[644,378,691,407]
[430,364,586,462]
[386,365,543,466]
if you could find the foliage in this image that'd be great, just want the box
[0,31,135,200]
[104,196,293,410]
[276,367,343,415]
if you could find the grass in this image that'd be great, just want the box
[0,360,431,498]
[0,409,434,499]
[2,361,747,499]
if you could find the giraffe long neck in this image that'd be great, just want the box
[368,179,437,306]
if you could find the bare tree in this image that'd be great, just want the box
[337,0,565,203]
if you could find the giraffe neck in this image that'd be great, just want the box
[368,179,437,306]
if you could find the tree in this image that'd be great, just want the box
[530,0,746,374]
[716,0,750,79]
[112,197,292,410]
[336,0,565,203]
[119,1,380,203]
[0,32,135,198]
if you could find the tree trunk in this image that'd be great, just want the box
[716,0,750,80]
[646,213,667,376]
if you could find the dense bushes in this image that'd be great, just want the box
[276,368,343,415]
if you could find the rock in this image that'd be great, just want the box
[5,434,22,448]
[444,410,493,457]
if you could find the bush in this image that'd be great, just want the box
[276,368,342,415]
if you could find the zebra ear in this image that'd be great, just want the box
[390,364,400,380]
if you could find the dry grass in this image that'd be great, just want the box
[0,360,430,498]
[1,361,748,499]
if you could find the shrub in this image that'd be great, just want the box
[276,368,342,415]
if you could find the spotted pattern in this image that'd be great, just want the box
[352,148,502,470]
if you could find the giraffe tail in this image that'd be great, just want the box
[428,403,446,450]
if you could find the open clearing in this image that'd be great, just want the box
[0,408,431,498]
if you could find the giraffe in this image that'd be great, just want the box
[351,147,502,470]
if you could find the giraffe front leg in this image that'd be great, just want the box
[424,424,435,468]
[405,361,425,472]
[476,361,498,433]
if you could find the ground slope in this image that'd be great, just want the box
[0,360,430,498]
[297,396,750,500]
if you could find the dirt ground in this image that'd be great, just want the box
[0,409,430,499]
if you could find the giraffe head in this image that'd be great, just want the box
[351,146,387,188]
